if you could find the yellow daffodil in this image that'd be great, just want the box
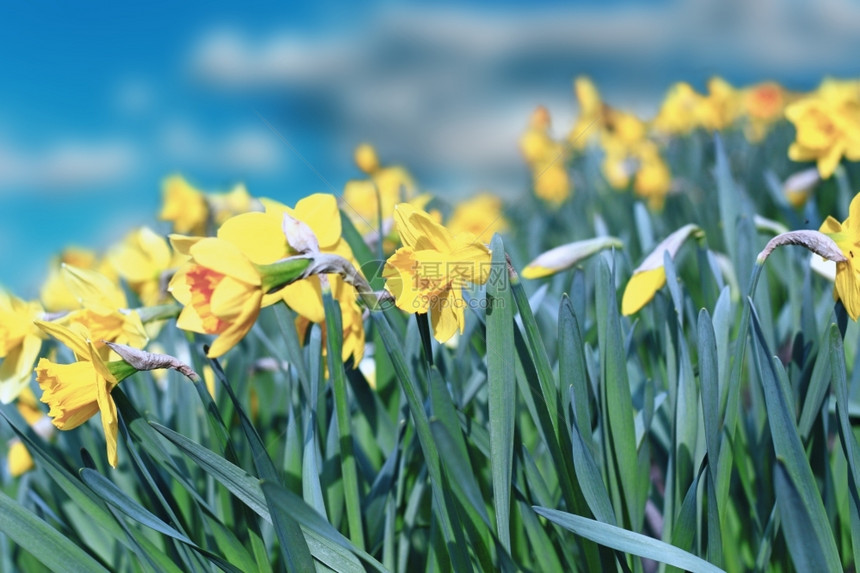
[383,203,492,342]
[569,76,605,149]
[447,193,508,244]
[601,137,672,210]
[354,142,380,173]
[342,144,418,237]
[700,77,741,131]
[742,81,787,142]
[621,224,702,315]
[214,194,366,363]
[633,142,672,210]
[653,82,706,135]
[34,321,138,468]
[522,237,623,279]
[208,183,255,225]
[786,78,860,178]
[0,292,44,403]
[40,248,116,312]
[54,266,148,359]
[108,227,185,306]
[519,106,572,205]
[169,237,265,359]
[604,109,647,147]
[533,161,572,206]
[520,106,555,163]
[819,191,860,319]
[160,175,209,235]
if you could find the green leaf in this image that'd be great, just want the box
[206,354,316,572]
[773,460,838,571]
[534,507,724,573]
[568,386,615,526]
[80,468,245,573]
[80,468,194,545]
[0,488,110,573]
[149,421,386,571]
[486,234,516,551]
[596,257,643,530]
[828,325,860,566]
[749,305,842,571]
[323,291,365,549]
[371,310,472,571]
[559,295,592,450]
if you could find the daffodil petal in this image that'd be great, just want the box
[217,212,288,264]
[621,267,667,315]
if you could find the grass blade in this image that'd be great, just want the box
[323,291,365,549]
[534,507,724,573]
[749,304,841,571]
[485,234,516,551]
[0,488,110,573]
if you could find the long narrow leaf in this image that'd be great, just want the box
[534,507,724,573]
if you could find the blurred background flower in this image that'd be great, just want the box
[2,0,858,294]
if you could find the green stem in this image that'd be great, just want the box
[323,291,365,550]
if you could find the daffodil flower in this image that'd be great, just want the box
[383,203,492,342]
[54,265,149,359]
[169,237,268,359]
[108,227,186,306]
[160,175,209,235]
[819,191,860,319]
[342,144,418,237]
[786,78,860,179]
[0,292,44,403]
[40,247,117,312]
[213,193,367,363]
[621,224,702,315]
[519,106,572,205]
[34,321,138,468]
[447,193,508,245]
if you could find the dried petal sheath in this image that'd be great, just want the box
[756,230,847,265]
[104,342,199,381]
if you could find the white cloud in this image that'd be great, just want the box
[186,2,860,196]
[190,29,350,88]
[160,121,283,172]
[0,139,138,190]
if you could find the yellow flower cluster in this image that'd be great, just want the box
[0,140,518,474]
[517,75,860,210]
[519,106,572,205]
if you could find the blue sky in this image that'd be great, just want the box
[1,0,859,296]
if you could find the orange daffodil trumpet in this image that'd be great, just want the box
[383,203,492,343]
[621,224,703,316]
[169,236,308,359]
